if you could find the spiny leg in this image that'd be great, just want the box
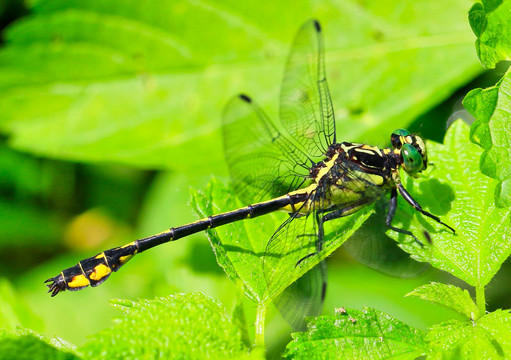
[386,188,423,246]
[296,201,369,267]
[397,184,455,234]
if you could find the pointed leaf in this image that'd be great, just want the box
[464,70,511,207]
[427,309,511,359]
[80,293,250,359]
[387,120,511,287]
[406,282,480,320]
[285,307,426,359]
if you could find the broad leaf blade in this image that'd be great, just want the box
[406,282,480,320]
[469,0,511,68]
[388,120,511,287]
[464,70,511,207]
[285,307,426,359]
[427,310,511,359]
[80,293,251,359]
[0,0,479,172]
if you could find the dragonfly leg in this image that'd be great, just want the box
[397,184,455,234]
[295,201,370,267]
[387,188,423,246]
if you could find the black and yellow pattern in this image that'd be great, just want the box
[45,20,454,298]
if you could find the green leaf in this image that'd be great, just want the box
[191,178,371,303]
[406,282,480,320]
[285,307,426,359]
[427,309,511,359]
[0,329,78,360]
[387,120,511,288]
[464,70,511,207]
[0,0,479,172]
[80,293,251,359]
[0,279,44,332]
[469,0,511,68]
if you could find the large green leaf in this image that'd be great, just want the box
[427,309,511,359]
[285,307,426,359]
[387,120,511,288]
[80,293,251,359]
[0,0,479,173]
[464,70,511,207]
[469,0,511,68]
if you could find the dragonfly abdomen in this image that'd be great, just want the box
[45,189,313,296]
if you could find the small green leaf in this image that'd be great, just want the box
[388,120,511,288]
[406,282,480,320]
[191,178,371,304]
[427,309,511,359]
[285,307,426,359]
[464,70,511,207]
[80,293,251,359]
[0,329,78,360]
[469,0,511,68]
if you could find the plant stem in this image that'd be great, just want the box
[254,303,266,349]
[475,284,486,317]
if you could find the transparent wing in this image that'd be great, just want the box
[263,197,321,301]
[263,159,388,297]
[274,261,327,330]
[280,19,336,158]
[222,94,312,204]
[342,198,429,278]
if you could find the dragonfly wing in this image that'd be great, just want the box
[222,94,312,204]
[342,199,430,278]
[280,19,336,158]
[263,190,323,299]
[274,260,326,330]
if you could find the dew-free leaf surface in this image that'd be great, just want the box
[464,70,511,207]
[0,329,78,360]
[469,0,511,68]
[406,282,480,320]
[285,307,426,359]
[80,293,251,359]
[427,309,511,360]
[191,178,371,303]
[388,120,511,288]
[0,0,479,173]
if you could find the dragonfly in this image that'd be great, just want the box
[45,20,454,311]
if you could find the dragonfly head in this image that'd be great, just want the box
[391,129,428,175]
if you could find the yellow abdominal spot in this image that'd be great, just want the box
[89,264,112,281]
[68,274,90,289]
[119,254,134,265]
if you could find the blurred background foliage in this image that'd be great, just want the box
[0,0,509,357]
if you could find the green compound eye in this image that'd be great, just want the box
[391,129,411,149]
[401,143,423,174]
